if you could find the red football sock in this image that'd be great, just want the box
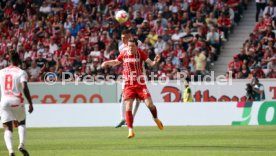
[150,106,158,119]
[126,111,133,128]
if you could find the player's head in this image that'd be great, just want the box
[121,30,131,44]
[128,38,138,54]
[184,80,189,87]
[9,50,21,66]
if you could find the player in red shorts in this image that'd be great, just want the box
[101,39,164,138]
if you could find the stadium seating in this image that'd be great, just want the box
[226,2,276,79]
[0,0,248,82]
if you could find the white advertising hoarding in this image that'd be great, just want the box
[23,101,276,128]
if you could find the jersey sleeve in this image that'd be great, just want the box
[140,50,148,61]
[117,52,124,62]
[20,71,28,83]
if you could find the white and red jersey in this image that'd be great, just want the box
[117,49,148,85]
[119,43,128,53]
[0,66,28,99]
[118,41,145,88]
[118,40,143,53]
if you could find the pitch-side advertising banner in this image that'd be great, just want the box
[29,82,117,104]
[22,79,276,104]
[22,101,276,127]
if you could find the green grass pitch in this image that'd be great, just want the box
[0,126,276,156]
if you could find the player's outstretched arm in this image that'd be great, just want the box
[145,55,160,67]
[101,60,121,69]
[22,82,34,113]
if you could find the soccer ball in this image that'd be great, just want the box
[115,10,129,24]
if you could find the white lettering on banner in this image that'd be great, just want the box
[116,80,276,102]
[1,102,272,128]
[124,58,139,63]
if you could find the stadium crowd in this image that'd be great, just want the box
[227,0,276,79]
[0,0,248,82]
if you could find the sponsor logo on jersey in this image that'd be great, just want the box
[124,58,139,63]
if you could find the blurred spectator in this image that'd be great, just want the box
[156,12,168,28]
[49,38,58,54]
[35,52,47,68]
[206,12,218,28]
[194,49,207,81]
[90,44,101,57]
[154,36,166,54]
[240,63,251,78]
[256,0,267,22]
[228,55,243,73]
[217,13,232,39]
[69,22,81,37]
[60,53,72,71]
[267,56,276,76]
[206,27,221,55]
[134,11,144,25]
[263,0,276,18]
[252,65,265,78]
[72,55,82,72]
[147,29,158,46]
[28,61,41,82]
[39,1,51,15]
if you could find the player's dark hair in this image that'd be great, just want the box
[121,29,131,35]
[9,50,21,66]
[128,38,138,46]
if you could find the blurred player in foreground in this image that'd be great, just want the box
[116,30,142,128]
[102,39,164,138]
[0,51,33,156]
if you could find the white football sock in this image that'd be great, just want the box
[132,100,140,118]
[4,129,14,154]
[18,125,26,146]
[120,96,126,121]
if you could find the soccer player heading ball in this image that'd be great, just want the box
[101,39,164,139]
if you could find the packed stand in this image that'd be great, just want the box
[0,0,247,82]
[227,0,276,79]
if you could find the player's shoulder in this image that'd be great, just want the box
[19,68,27,75]
[12,66,26,75]
[119,44,128,53]
[0,66,24,75]
[137,48,146,54]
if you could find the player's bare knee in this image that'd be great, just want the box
[145,98,154,108]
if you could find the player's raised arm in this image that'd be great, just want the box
[101,60,122,69]
[145,54,161,67]
[102,51,124,68]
